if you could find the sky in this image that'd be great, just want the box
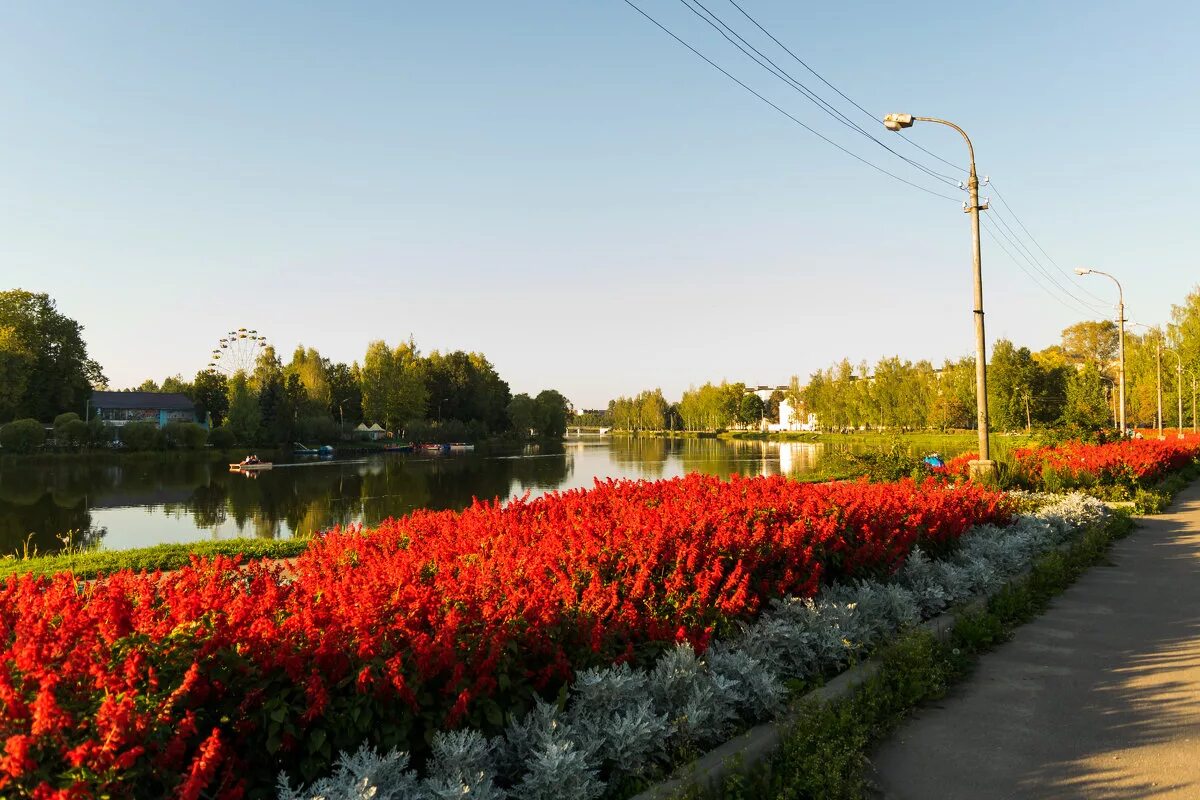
[2,1,1197,409]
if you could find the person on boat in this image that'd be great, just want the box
[242,454,260,466]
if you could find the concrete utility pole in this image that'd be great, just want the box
[1075,268,1126,434]
[884,113,995,481]
[1174,351,1184,437]
[1156,335,1164,439]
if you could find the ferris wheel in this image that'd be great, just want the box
[207,328,269,375]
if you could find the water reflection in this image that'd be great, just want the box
[0,438,964,555]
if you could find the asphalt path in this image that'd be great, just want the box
[869,481,1200,800]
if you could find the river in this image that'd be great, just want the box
[0,437,967,556]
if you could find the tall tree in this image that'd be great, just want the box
[1062,362,1111,429]
[533,389,572,438]
[326,362,363,429]
[361,339,428,432]
[0,290,105,422]
[225,372,261,445]
[507,393,536,435]
[1060,320,1119,370]
[192,370,229,427]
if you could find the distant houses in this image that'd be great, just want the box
[88,391,204,429]
[770,397,818,432]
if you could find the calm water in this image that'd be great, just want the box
[0,438,966,555]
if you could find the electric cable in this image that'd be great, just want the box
[722,0,968,173]
[621,0,963,201]
[678,0,961,186]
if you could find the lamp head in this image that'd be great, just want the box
[883,113,914,131]
[1074,267,1092,276]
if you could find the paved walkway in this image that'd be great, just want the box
[869,482,1200,800]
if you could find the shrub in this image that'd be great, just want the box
[162,421,208,450]
[86,417,115,447]
[59,418,91,449]
[119,420,161,451]
[207,426,236,449]
[0,418,46,453]
[52,412,81,442]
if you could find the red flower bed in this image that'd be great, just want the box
[0,475,1009,798]
[947,435,1200,487]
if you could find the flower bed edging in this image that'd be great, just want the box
[282,494,1111,800]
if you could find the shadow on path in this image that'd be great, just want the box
[868,482,1200,800]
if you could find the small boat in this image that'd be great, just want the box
[382,443,414,453]
[293,444,321,456]
[447,442,475,452]
[419,443,449,453]
[230,460,273,472]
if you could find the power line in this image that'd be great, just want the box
[980,217,1096,319]
[704,1,1110,318]
[989,182,1112,306]
[678,0,961,186]
[985,199,1111,316]
[721,0,967,173]
[620,0,963,201]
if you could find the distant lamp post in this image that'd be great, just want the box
[1168,347,1184,437]
[884,113,994,480]
[1075,267,1126,435]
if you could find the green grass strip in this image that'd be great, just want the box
[0,538,312,582]
[683,509,1135,800]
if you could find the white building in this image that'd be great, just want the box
[769,397,818,432]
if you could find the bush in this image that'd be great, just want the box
[821,439,930,482]
[60,418,91,449]
[53,412,80,436]
[207,426,236,449]
[119,421,161,451]
[87,417,115,447]
[0,418,46,453]
[162,421,208,450]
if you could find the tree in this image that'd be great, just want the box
[225,372,261,445]
[766,389,785,425]
[327,362,363,429]
[161,374,192,394]
[988,340,1045,432]
[533,390,572,438]
[361,339,428,433]
[421,350,511,432]
[507,393,536,435]
[738,393,765,426]
[0,290,105,422]
[1062,362,1111,429]
[286,346,332,414]
[1061,321,1119,370]
[191,370,229,427]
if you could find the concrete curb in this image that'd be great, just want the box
[629,529,1098,800]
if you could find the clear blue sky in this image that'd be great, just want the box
[3,1,1196,408]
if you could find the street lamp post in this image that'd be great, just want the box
[1074,268,1126,434]
[884,113,995,480]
